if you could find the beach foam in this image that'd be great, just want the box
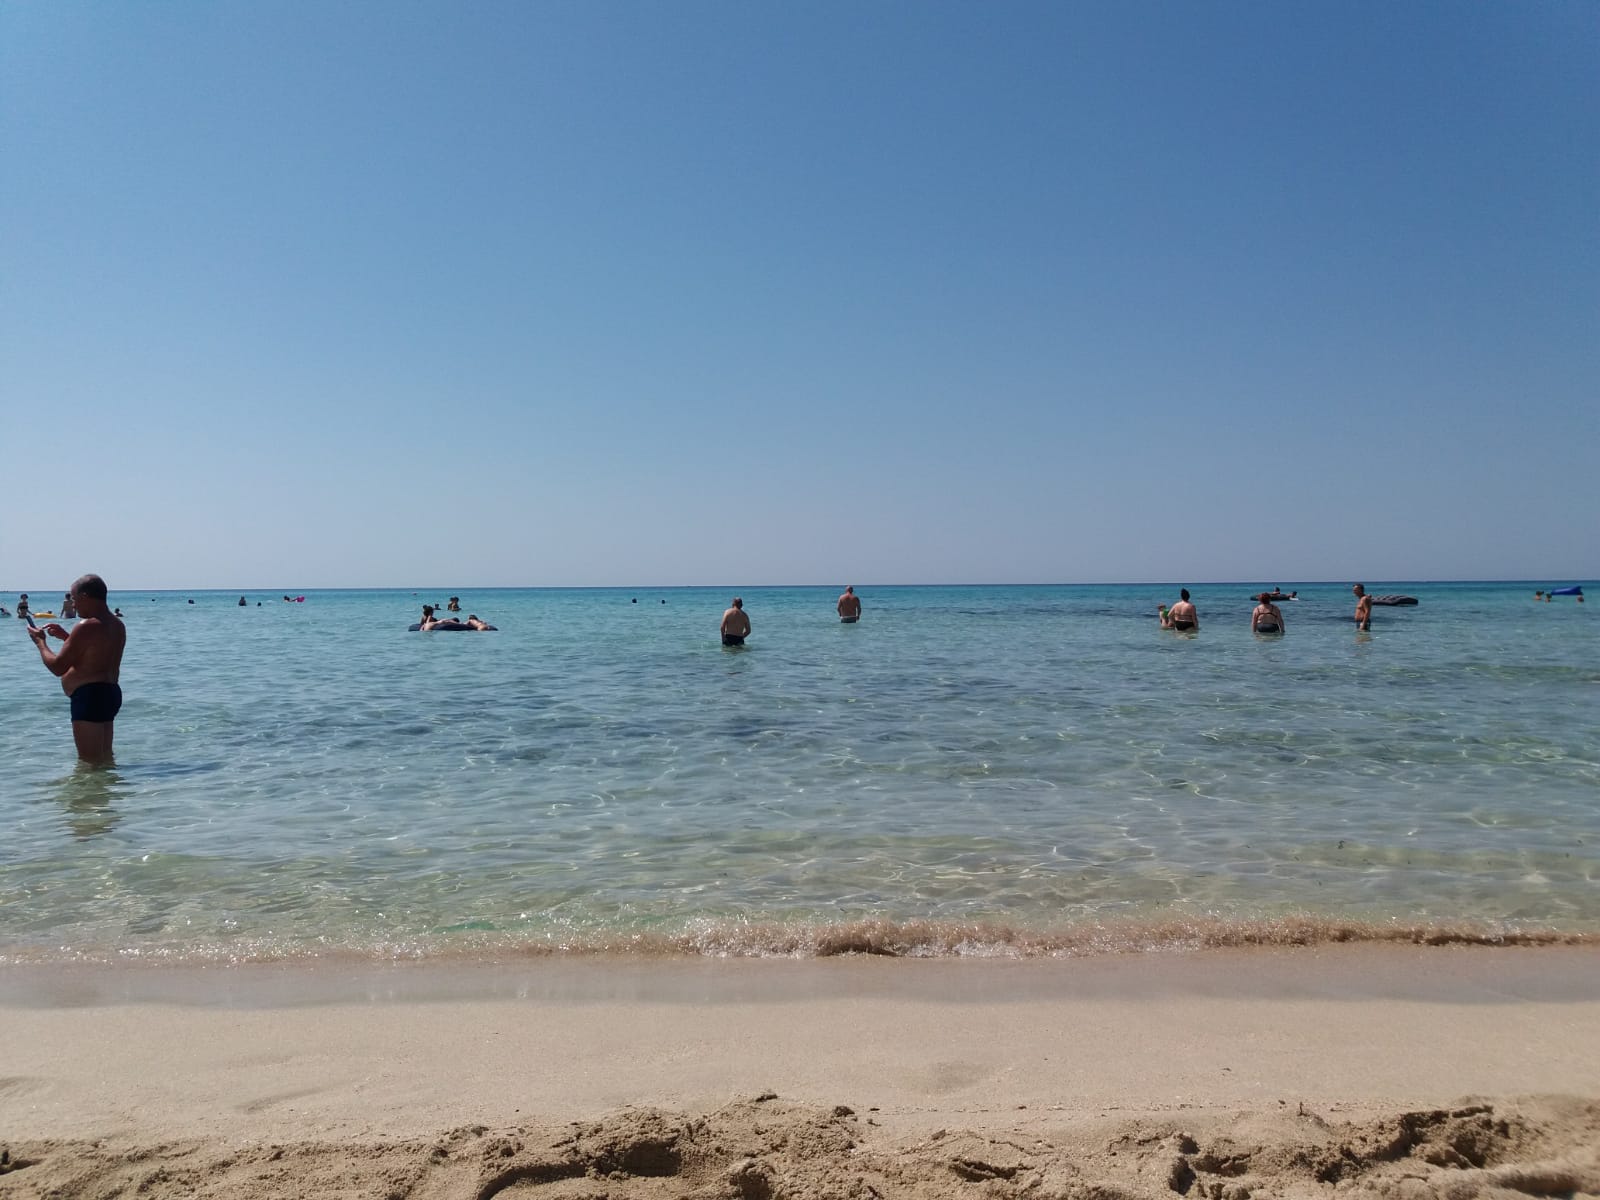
[3,914,1597,968]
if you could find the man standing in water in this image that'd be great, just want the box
[837,586,861,623]
[720,597,751,646]
[28,574,126,764]
[1352,583,1373,632]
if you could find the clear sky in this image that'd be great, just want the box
[3,2,1595,589]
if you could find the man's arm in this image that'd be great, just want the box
[29,623,86,676]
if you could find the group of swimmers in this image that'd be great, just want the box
[719,587,863,646]
[1160,583,1383,634]
[7,592,78,621]
[419,580,1386,646]
[418,603,496,631]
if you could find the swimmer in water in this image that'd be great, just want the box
[1352,583,1373,631]
[1162,589,1199,631]
[27,574,126,764]
[720,597,751,646]
[1251,593,1285,634]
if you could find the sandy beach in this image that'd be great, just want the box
[2,945,1598,1197]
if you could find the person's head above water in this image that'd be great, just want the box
[72,575,107,602]
[1180,588,1190,601]
[731,597,742,608]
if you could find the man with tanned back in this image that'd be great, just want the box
[720,597,751,646]
[837,586,861,623]
[28,573,127,764]
[1352,583,1373,632]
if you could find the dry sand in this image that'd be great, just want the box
[2,945,1597,1199]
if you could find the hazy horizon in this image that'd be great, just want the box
[3,577,1590,597]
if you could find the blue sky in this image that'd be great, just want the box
[3,2,1595,589]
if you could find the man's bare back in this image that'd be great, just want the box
[837,587,861,622]
[721,598,751,645]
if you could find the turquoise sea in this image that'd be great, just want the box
[1,581,1595,964]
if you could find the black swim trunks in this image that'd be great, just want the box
[722,634,745,646]
[1256,623,1281,634]
[840,616,859,624]
[1170,620,1195,631]
[70,681,122,723]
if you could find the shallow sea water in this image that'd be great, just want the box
[1,582,1596,962]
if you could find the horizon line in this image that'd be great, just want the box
[3,577,1592,594]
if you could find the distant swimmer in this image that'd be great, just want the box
[238,596,247,606]
[16,593,31,620]
[466,614,497,631]
[1352,583,1373,631]
[62,591,78,619]
[447,596,461,612]
[27,574,126,764]
[1161,589,1199,631]
[1251,593,1285,634]
[721,597,751,646]
[837,586,861,623]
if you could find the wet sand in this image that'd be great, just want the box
[2,945,1598,1198]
